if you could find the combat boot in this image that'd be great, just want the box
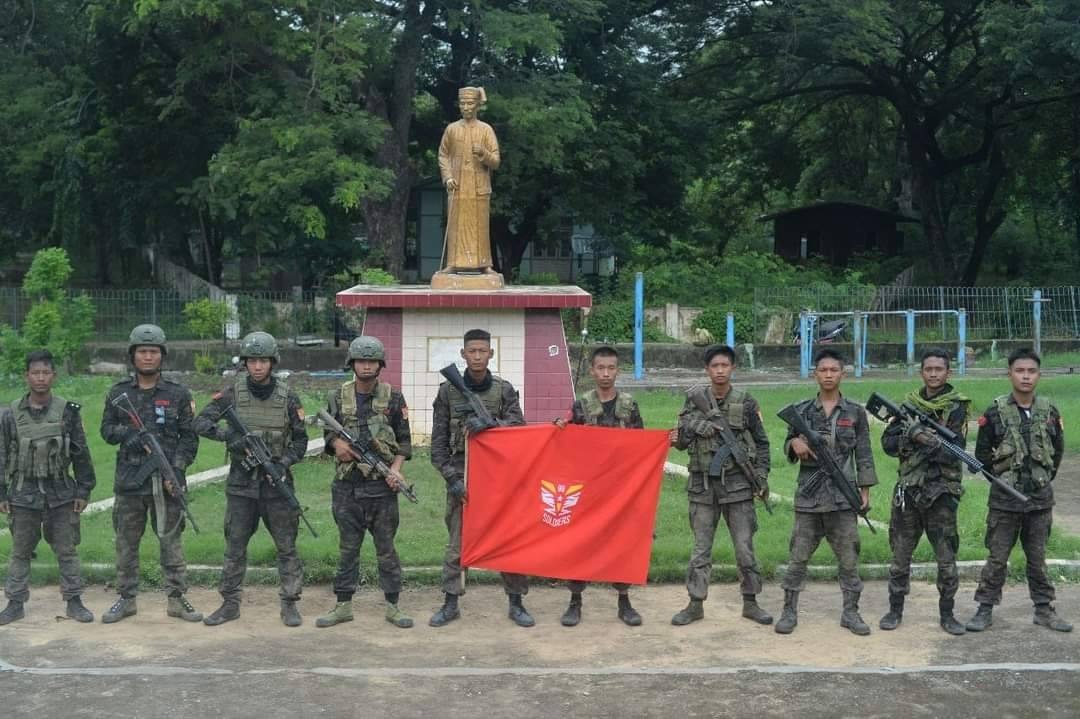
[508,594,535,628]
[385,603,414,628]
[280,600,302,628]
[316,601,353,628]
[741,594,773,625]
[879,594,904,630]
[617,594,642,627]
[166,593,203,623]
[203,600,240,626]
[671,599,704,626]
[561,593,583,627]
[840,590,871,636]
[938,599,965,635]
[65,596,94,623]
[101,596,137,624]
[774,590,799,634]
[965,603,993,632]
[1034,604,1073,633]
[429,593,460,627]
[0,600,25,625]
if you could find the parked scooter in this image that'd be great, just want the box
[792,315,847,344]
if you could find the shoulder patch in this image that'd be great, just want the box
[836,418,855,428]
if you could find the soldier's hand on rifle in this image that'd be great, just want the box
[668,429,679,445]
[222,431,248,454]
[73,499,87,513]
[687,418,716,438]
[170,466,187,492]
[553,417,567,429]
[122,429,146,452]
[265,461,287,481]
[0,501,9,514]
[860,487,871,511]
[448,479,467,501]
[757,478,770,503]
[903,419,937,447]
[790,436,816,460]
[385,467,407,491]
[464,416,495,436]
[331,437,359,463]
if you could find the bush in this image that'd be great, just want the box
[193,353,221,375]
[586,301,674,343]
[516,271,561,286]
[692,305,754,345]
[184,298,231,372]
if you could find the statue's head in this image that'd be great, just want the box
[458,86,486,120]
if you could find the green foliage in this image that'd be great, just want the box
[0,248,94,374]
[184,298,231,369]
[586,302,673,344]
[193,353,220,375]
[692,306,754,345]
[515,271,561,286]
[359,268,397,286]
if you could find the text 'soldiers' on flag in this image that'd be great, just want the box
[461,424,670,585]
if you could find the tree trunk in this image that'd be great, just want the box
[905,126,956,282]
[961,142,1006,285]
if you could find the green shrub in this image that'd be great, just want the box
[194,353,221,375]
[587,301,673,343]
[516,271,561,286]
[692,305,754,345]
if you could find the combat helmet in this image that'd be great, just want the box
[239,331,280,362]
[128,324,167,356]
[346,336,386,369]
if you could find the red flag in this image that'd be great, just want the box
[461,424,670,585]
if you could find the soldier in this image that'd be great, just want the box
[879,348,969,635]
[670,344,773,627]
[775,348,878,636]
[195,332,309,627]
[0,350,95,625]
[966,348,1071,633]
[553,345,646,627]
[316,336,414,630]
[429,328,528,627]
[100,325,202,624]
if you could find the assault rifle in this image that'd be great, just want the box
[111,392,199,535]
[687,387,773,514]
[317,410,418,503]
[865,392,1030,504]
[221,406,319,537]
[776,403,877,533]
[439,364,499,433]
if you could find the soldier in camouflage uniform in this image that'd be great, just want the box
[429,328,528,628]
[196,332,310,628]
[100,325,202,624]
[671,344,773,627]
[316,336,414,630]
[553,345,646,627]
[966,347,1071,633]
[775,348,878,636]
[0,350,96,625]
[879,349,969,635]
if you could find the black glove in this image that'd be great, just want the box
[464,416,496,436]
[122,429,147,451]
[448,480,467,500]
[265,461,288,481]
[687,418,716,438]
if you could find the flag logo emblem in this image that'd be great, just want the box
[541,480,584,527]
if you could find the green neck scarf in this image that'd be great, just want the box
[905,383,967,415]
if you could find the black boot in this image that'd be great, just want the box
[939,598,965,635]
[840,590,871,636]
[280,600,302,628]
[1034,604,1073,633]
[671,599,704,626]
[774,590,799,634]
[965,603,993,632]
[617,593,642,627]
[65,596,94,623]
[0,600,25,625]
[429,593,460,627]
[741,594,773,625]
[508,594,535,627]
[879,594,904,630]
[203,600,240,626]
[561,592,582,627]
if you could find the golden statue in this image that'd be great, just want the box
[432,86,504,289]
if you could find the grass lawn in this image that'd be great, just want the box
[4,373,1079,588]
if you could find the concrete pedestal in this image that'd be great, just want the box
[336,284,592,441]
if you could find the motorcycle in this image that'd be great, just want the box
[792,315,847,345]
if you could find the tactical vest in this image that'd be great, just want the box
[448,376,507,454]
[8,397,71,493]
[334,380,399,480]
[898,400,967,488]
[688,387,756,475]
[991,395,1055,490]
[580,390,635,427]
[233,378,290,459]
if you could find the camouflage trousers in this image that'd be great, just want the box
[974,508,1055,606]
[686,498,763,600]
[113,494,188,598]
[887,489,959,601]
[782,510,863,594]
[567,580,631,595]
[441,493,527,596]
[5,503,83,603]
[220,493,302,603]
[330,482,402,596]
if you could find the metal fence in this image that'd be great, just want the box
[0,287,351,343]
[753,286,1080,343]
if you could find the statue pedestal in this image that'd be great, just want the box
[336,284,592,441]
[429,270,505,290]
